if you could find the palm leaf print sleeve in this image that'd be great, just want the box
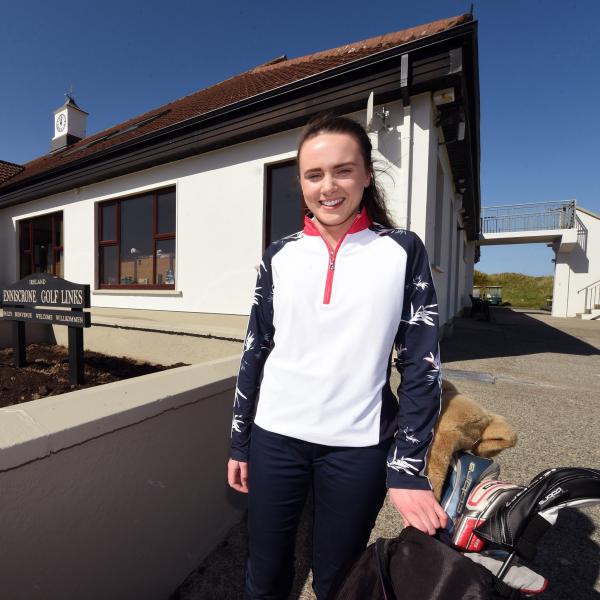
[387,232,442,490]
[230,248,275,462]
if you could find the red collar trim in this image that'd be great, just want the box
[303,209,372,237]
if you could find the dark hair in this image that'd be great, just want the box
[297,111,396,229]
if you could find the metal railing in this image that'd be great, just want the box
[577,279,600,314]
[480,200,576,234]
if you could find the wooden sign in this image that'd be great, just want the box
[1,274,91,385]
[1,274,90,308]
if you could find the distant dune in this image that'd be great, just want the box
[473,270,554,309]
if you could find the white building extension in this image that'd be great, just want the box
[555,206,600,319]
[478,202,600,319]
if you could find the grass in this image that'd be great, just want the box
[473,270,554,309]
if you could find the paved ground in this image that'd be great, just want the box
[172,308,600,600]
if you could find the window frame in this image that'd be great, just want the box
[18,211,64,279]
[97,186,176,290]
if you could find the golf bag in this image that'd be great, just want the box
[330,526,520,600]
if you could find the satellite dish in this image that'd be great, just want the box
[366,92,374,132]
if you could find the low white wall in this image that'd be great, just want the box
[0,355,244,600]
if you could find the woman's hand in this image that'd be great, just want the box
[227,458,249,494]
[388,488,448,535]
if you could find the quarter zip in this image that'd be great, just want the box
[302,209,373,305]
[321,222,356,305]
[322,239,342,305]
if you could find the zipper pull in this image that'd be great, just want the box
[329,249,335,270]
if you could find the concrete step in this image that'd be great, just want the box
[580,308,600,320]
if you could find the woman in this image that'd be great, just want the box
[228,112,447,600]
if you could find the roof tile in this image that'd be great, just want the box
[0,160,24,185]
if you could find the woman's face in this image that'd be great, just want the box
[298,132,371,233]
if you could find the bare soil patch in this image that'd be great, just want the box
[0,344,187,408]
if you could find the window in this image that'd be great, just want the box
[265,161,304,247]
[19,212,64,279]
[98,186,176,288]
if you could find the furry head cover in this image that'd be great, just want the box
[426,379,518,499]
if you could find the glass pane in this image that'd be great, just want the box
[32,215,53,274]
[101,203,116,241]
[55,250,64,278]
[268,162,302,244]
[20,253,31,278]
[19,221,30,253]
[157,188,175,234]
[54,213,63,247]
[120,195,153,284]
[155,239,176,285]
[101,246,118,285]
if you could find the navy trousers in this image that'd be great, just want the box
[245,424,390,600]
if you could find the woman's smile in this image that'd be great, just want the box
[320,197,345,208]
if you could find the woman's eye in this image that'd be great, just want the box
[337,169,351,175]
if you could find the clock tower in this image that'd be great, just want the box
[51,92,88,151]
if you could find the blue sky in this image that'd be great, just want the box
[2,0,598,276]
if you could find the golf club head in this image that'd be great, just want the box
[475,467,600,560]
[440,451,501,536]
[453,479,523,551]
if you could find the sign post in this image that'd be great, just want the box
[13,321,26,367]
[1,274,91,385]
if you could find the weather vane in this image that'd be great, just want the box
[64,84,75,102]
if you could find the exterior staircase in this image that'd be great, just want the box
[577,305,600,320]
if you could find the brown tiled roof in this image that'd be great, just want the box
[2,13,471,191]
[0,160,24,185]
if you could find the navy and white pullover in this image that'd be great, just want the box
[230,208,442,490]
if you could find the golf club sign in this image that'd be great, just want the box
[1,274,91,384]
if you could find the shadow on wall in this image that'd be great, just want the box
[442,308,599,362]
[565,243,590,275]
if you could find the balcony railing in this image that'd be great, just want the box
[480,200,576,234]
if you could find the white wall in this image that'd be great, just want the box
[0,95,474,327]
[0,101,406,316]
[404,92,470,327]
[1,134,294,315]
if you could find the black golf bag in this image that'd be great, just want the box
[330,526,520,599]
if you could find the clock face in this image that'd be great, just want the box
[56,113,67,133]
